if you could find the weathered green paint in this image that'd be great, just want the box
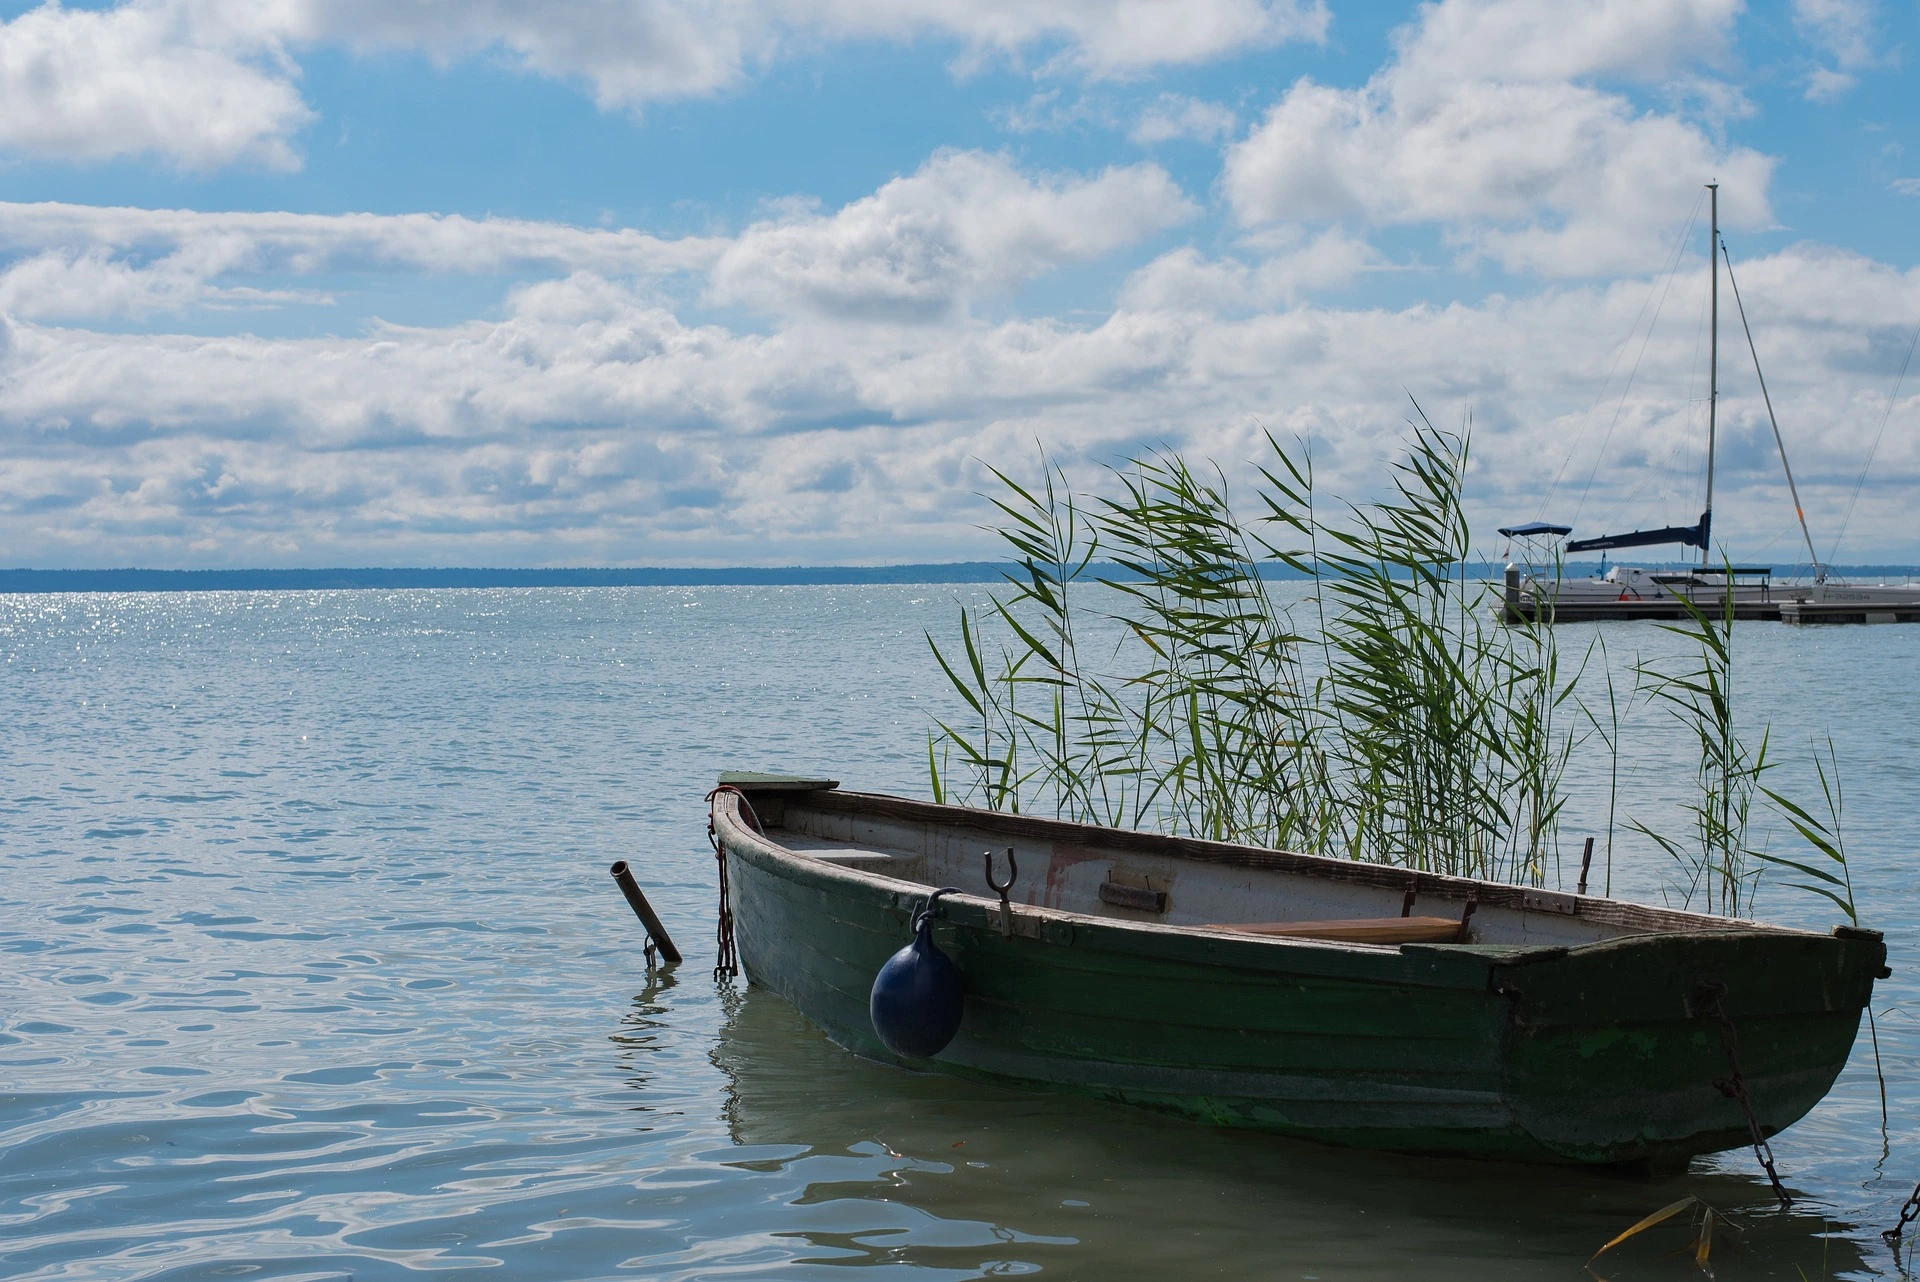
[717,796,1885,1166]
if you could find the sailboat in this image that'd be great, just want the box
[1497,185,1920,625]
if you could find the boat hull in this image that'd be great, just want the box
[717,795,1882,1165]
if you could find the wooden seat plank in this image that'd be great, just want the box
[1206,915,1464,944]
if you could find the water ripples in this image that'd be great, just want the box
[3,586,1919,1278]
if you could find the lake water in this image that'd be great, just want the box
[4,585,1919,1280]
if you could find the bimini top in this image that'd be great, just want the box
[1497,521,1573,538]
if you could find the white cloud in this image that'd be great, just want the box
[0,0,312,169]
[292,0,772,110]
[995,89,1119,136]
[1804,66,1854,102]
[1389,0,1738,92]
[1131,94,1237,145]
[0,201,724,282]
[708,151,1197,321]
[771,0,1330,77]
[1792,0,1882,101]
[1893,178,1920,197]
[1222,0,1772,276]
[291,0,1333,104]
[0,153,1192,326]
[0,200,728,323]
[0,248,331,321]
[0,0,1330,171]
[5,236,1917,566]
[1118,230,1384,312]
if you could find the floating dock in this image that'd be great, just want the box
[1780,599,1920,625]
[1499,598,1784,625]
[1494,565,1787,625]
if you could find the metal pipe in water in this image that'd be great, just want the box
[609,860,683,965]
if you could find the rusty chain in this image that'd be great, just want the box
[710,838,737,983]
[1885,1182,1920,1247]
[704,786,762,984]
[1697,980,1791,1207]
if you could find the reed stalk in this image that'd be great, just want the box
[1631,572,1769,916]
[1758,735,1883,1131]
[1581,634,1624,898]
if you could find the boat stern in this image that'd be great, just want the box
[1490,925,1886,1165]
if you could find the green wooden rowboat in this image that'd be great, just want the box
[710,776,1887,1167]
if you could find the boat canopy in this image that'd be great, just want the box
[1497,521,1573,538]
[1566,511,1710,554]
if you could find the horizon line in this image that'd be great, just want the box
[6,559,1918,594]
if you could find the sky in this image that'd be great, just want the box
[0,0,1916,569]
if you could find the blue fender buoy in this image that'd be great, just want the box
[869,888,965,1059]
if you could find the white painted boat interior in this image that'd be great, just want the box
[763,799,1657,949]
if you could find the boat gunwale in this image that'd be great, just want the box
[791,788,1824,938]
[718,792,1462,968]
[713,788,1844,961]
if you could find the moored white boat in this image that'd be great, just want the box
[1498,185,1920,625]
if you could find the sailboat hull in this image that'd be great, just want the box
[1495,565,1784,624]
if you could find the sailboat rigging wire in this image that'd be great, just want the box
[1828,317,1920,565]
[1553,192,1705,526]
[1721,236,1823,579]
[1584,242,1722,541]
[1591,423,1701,529]
[1588,285,1715,539]
[1586,263,1714,536]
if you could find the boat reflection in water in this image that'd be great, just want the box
[699,986,1867,1279]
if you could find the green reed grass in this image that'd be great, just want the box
[929,418,1871,919]
[1758,734,1859,926]
[928,414,1580,883]
[1758,734,1884,1130]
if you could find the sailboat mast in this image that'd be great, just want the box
[1704,183,1718,569]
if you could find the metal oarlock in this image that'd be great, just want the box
[985,847,1017,938]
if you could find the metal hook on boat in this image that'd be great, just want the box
[985,848,1017,938]
[912,885,962,932]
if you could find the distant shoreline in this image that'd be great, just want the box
[0,564,1024,593]
[4,561,1914,594]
